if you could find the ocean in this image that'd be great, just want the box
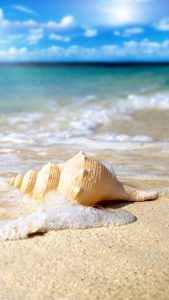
[0,63,168,239]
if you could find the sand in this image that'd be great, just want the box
[0,177,169,300]
[100,109,169,140]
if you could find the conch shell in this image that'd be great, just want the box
[32,162,62,200]
[6,151,158,205]
[6,162,62,201]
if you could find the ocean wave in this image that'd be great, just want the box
[102,133,154,142]
[0,91,169,146]
[116,92,169,114]
[0,131,156,151]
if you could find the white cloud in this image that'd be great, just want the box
[122,39,169,58]
[14,20,37,29]
[0,9,74,33]
[101,45,119,56]
[0,8,11,29]
[84,29,98,37]
[0,33,24,44]
[28,28,44,45]
[0,9,76,47]
[114,27,144,37]
[0,8,3,19]
[60,16,74,27]
[0,9,37,30]
[12,5,36,15]
[38,45,97,60]
[49,34,70,42]
[0,47,27,58]
[154,18,169,31]
[124,27,144,36]
[1,39,169,61]
[44,16,75,30]
[8,47,27,55]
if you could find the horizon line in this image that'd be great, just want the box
[1,61,169,66]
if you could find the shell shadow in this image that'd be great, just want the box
[28,231,46,239]
[96,200,131,210]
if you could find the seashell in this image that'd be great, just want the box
[32,162,61,200]
[6,177,16,185]
[57,151,158,205]
[6,151,158,205]
[13,174,24,188]
[6,162,62,200]
[21,170,37,194]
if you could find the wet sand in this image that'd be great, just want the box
[0,177,169,300]
[101,109,169,140]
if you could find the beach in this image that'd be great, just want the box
[0,185,169,300]
[0,148,169,299]
[0,64,169,299]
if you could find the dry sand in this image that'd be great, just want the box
[0,178,169,300]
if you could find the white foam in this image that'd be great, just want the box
[131,135,154,142]
[0,178,136,241]
[103,133,131,142]
[0,90,168,180]
[1,91,169,147]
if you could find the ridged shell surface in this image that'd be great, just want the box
[21,170,37,194]
[6,162,62,200]
[32,162,61,200]
[13,174,24,188]
[57,151,128,205]
[6,151,158,205]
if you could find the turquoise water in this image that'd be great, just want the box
[0,63,169,153]
[1,64,169,112]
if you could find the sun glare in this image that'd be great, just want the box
[100,1,143,26]
[113,4,134,24]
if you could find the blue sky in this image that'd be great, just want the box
[0,0,169,61]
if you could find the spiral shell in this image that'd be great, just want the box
[6,151,158,205]
[32,162,61,200]
[6,162,62,200]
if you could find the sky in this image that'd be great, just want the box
[0,0,169,61]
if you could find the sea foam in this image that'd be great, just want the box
[0,178,136,241]
[1,91,169,148]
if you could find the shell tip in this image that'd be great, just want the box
[78,150,85,156]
